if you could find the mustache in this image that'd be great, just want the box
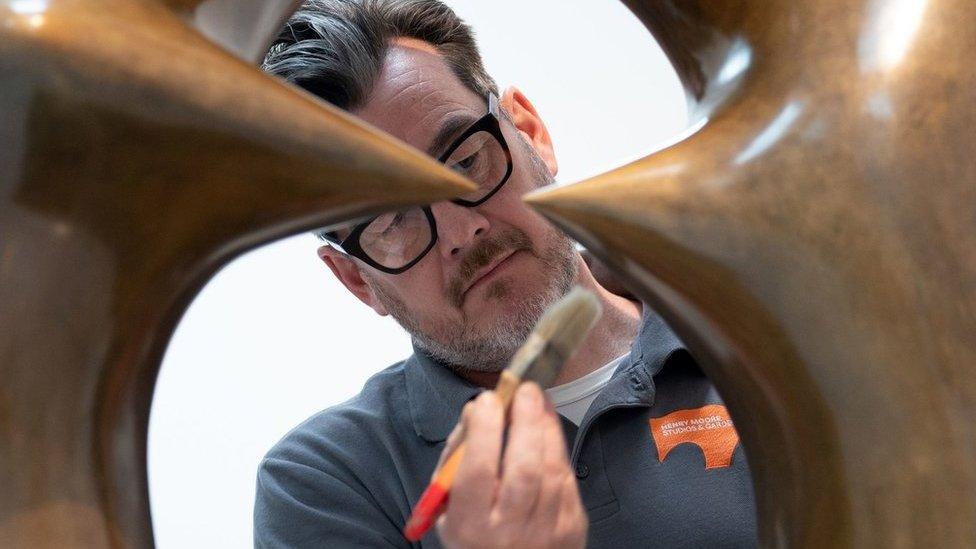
[447,228,533,307]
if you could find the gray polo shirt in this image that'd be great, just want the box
[254,309,757,547]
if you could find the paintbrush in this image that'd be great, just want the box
[403,286,603,541]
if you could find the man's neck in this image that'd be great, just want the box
[548,257,642,386]
[456,256,642,388]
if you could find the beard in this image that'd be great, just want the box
[363,139,579,373]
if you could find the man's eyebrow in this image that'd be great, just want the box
[426,115,476,158]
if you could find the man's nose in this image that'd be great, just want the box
[430,201,490,258]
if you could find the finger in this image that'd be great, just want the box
[554,470,588,546]
[448,390,505,516]
[495,382,547,525]
[531,391,576,532]
[434,514,449,543]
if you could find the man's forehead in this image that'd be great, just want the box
[353,40,482,153]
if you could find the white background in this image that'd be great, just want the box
[148,1,687,546]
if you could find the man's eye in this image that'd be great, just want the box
[452,153,477,172]
[377,212,405,235]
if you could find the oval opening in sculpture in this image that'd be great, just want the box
[148,1,689,545]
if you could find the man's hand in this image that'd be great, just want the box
[435,383,587,549]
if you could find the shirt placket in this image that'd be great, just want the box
[567,357,656,523]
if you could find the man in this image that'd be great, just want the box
[254,1,757,547]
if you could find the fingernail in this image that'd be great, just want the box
[520,382,541,410]
[478,390,498,409]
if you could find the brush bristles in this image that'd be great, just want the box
[507,286,602,387]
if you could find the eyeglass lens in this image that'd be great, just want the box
[358,131,508,269]
[443,131,508,203]
[359,208,433,269]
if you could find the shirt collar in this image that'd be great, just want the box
[405,346,483,442]
[404,305,688,442]
[630,304,687,379]
[573,306,688,432]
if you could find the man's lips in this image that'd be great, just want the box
[462,249,520,296]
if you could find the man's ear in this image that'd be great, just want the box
[317,245,389,316]
[499,86,558,177]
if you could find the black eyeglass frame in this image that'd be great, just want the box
[323,92,514,274]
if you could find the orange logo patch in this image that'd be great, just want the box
[648,404,740,469]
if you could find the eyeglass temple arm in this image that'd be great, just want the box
[488,91,500,118]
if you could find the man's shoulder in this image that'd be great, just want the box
[254,358,425,544]
[262,357,414,471]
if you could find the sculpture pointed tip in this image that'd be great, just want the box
[523,181,594,217]
[523,175,632,235]
[379,158,477,210]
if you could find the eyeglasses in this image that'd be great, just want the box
[322,92,513,274]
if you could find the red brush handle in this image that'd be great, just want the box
[403,483,450,541]
[403,373,522,541]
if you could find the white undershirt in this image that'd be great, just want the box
[546,354,629,426]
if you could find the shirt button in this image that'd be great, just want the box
[630,373,645,391]
[575,462,590,479]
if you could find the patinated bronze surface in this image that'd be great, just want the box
[528,0,976,546]
[0,0,472,546]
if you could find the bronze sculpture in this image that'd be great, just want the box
[528,0,976,546]
[0,0,472,545]
[1,0,974,546]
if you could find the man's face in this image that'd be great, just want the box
[329,39,579,373]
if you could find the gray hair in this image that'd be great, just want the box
[261,0,498,111]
